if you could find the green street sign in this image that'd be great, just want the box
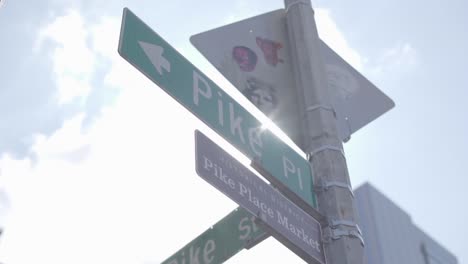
[162,207,265,264]
[118,8,316,208]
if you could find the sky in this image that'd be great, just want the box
[0,0,467,263]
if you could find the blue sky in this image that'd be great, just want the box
[0,0,467,263]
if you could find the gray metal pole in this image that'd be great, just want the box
[283,0,365,263]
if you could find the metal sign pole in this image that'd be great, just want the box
[283,0,365,263]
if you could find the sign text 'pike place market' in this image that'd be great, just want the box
[195,131,325,264]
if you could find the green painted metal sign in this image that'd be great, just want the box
[161,207,265,264]
[118,8,316,208]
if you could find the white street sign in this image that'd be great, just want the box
[191,9,394,143]
[195,130,326,264]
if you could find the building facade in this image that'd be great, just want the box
[355,183,457,264]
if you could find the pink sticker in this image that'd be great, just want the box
[232,46,258,72]
[256,37,284,67]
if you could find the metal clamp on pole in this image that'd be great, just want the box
[328,219,362,235]
[306,104,336,117]
[306,145,345,161]
[315,180,354,197]
[343,117,352,142]
[323,227,365,247]
[285,0,311,13]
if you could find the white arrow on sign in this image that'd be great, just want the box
[138,41,171,75]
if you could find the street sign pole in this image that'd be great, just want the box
[284,0,365,263]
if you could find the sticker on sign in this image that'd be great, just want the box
[191,9,394,143]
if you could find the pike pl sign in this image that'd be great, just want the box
[118,8,316,208]
[195,130,325,264]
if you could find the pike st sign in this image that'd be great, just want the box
[161,207,266,264]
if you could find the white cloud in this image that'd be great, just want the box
[31,113,90,161]
[38,10,95,104]
[369,41,418,78]
[221,0,252,25]
[0,8,224,264]
[0,70,201,264]
[0,82,227,264]
[382,42,417,66]
[91,16,121,61]
[315,9,418,83]
[315,8,365,72]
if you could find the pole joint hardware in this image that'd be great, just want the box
[306,145,345,161]
[285,0,311,13]
[323,218,364,246]
[323,227,365,247]
[315,180,354,197]
[305,104,336,118]
[328,219,362,234]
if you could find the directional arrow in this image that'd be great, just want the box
[138,41,171,75]
[118,7,317,209]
